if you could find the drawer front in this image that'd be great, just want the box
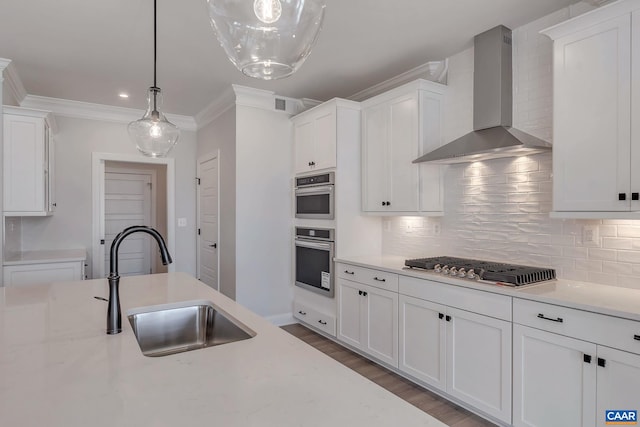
[336,263,399,292]
[514,298,640,355]
[293,301,336,337]
[399,275,512,321]
[3,261,83,286]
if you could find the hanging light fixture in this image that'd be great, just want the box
[207,0,326,80]
[128,0,179,157]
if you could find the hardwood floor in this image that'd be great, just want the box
[282,323,497,427]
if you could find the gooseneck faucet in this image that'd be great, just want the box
[107,225,173,334]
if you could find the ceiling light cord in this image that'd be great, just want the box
[153,0,158,113]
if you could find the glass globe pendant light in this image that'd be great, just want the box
[207,0,326,80]
[128,0,179,157]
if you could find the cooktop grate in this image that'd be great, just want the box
[405,256,556,286]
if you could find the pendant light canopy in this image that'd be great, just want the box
[207,0,326,80]
[128,0,179,158]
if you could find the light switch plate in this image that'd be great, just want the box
[177,218,187,227]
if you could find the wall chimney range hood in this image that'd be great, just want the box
[413,25,551,165]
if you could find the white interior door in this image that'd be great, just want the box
[197,154,219,289]
[104,171,152,277]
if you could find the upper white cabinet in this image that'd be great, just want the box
[3,106,56,216]
[542,0,640,217]
[293,99,359,175]
[361,79,445,215]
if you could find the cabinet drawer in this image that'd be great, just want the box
[514,298,640,355]
[3,261,84,286]
[336,263,399,292]
[400,275,512,321]
[293,301,336,337]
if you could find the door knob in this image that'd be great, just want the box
[209,243,217,248]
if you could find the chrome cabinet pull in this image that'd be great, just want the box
[537,313,563,323]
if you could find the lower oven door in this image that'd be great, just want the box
[295,238,334,297]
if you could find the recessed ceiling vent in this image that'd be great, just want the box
[275,98,286,111]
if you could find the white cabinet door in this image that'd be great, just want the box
[4,262,84,286]
[446,307,512,423]
[418,92,444,212]
[513,324,597,427]
[311,109,336,171]
[399,295,446,389]
[551,14,632,212]
[337,279,365,348]
[387,92,419,212]
[596,346,640,427]
[362,103,389,211]
[363,283,398,367]
[294,119,315,175]
[293,104,337,175]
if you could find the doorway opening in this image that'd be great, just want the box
[92,153,175,279]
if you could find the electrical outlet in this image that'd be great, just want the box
[383,221,391,232]
[433,223,441,236]
[582,225,599,246]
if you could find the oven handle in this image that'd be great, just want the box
[295,185,334,196]
[295,239,333,251]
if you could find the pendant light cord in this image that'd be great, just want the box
[152,0,158,113]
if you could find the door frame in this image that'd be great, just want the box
[92,152,175,279]
[196,151,220,290]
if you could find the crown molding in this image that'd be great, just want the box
[194,86,236,129]
[348,60,448,102]
[20,95,197,131]
[0,58,27,104]
[232,84,306,115]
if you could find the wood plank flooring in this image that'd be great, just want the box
[282,323,497,427]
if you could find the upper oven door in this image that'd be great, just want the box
[295,185,334,219]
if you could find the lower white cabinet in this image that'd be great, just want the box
[3,261,85,286]
[513,300,640,427]
[293,300,336,337]
[399,294,512,424]
[337,278,398,367]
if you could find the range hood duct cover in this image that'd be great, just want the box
[413,25,551,164]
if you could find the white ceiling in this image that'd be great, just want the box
[0,0,578,117]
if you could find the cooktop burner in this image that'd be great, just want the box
[404,256,556,286]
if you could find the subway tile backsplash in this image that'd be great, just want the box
[381,3,640,290]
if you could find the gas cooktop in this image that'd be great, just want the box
[404,256,556,286]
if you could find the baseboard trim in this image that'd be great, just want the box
[265,312,296,326]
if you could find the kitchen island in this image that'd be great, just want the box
[0,273,446,427]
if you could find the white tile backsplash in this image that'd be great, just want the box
[382,3,640,289]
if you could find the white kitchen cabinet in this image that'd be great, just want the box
[361,79,445,215]
[3,261,85,286]
[3,106,56,216]
[337,275,398,368]
[293,300,336,337]
[542,2,640,217]
[513,324,596,427]
[398,293,512,423]
[293,99,359,175]
[513,298,640,427]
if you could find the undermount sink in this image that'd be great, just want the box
[127,300,255,357]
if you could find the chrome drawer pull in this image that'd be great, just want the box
[373,277,386,282]
[634,334,640,341]
[537,313,563,323]
[344,270,355,275]
[318,320,327,325]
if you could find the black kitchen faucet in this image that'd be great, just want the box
[106,225,173,334]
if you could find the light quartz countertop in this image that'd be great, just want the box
[0,272,446,427]
[3,249,87,265]
[336,255,640,322]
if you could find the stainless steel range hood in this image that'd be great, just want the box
[413,25,551,164]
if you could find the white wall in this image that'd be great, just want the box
[19,115,197,277]
[196,106,237,299]
[382,4,640,290]
[235,104,293,319]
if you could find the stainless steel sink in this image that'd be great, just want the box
[127,300,255,357]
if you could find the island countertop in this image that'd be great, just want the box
[0,272,446,427]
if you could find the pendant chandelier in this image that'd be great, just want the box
[128,0,180,158]
[207,0,326,80]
